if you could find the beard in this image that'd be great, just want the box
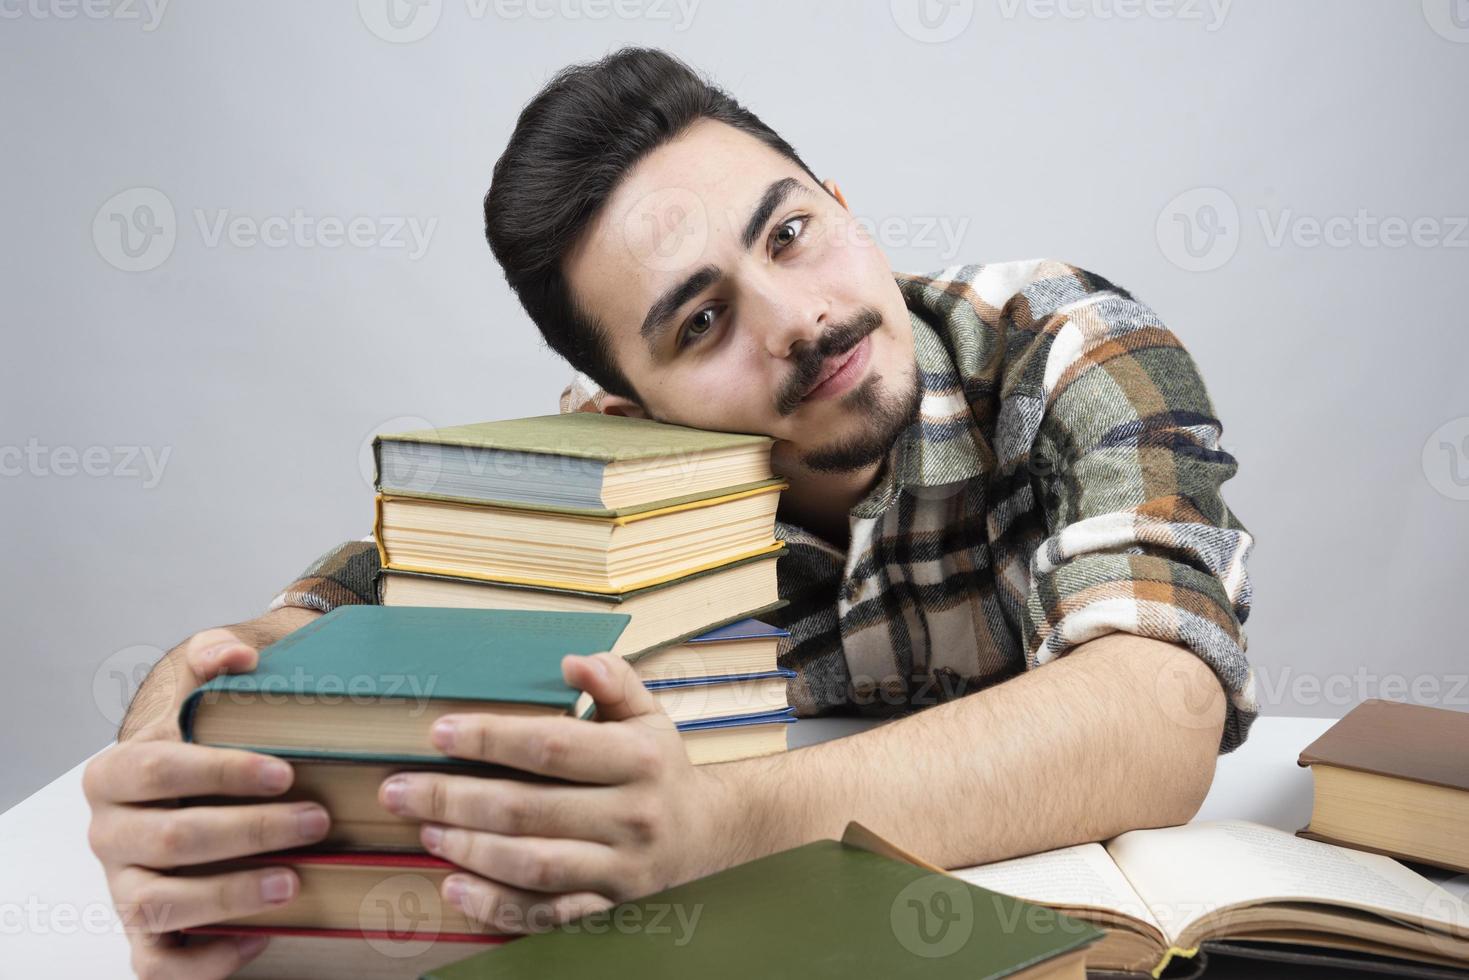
[770,306,923,475]
[798,366,922,474]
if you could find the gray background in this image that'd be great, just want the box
[3,1,1467,812]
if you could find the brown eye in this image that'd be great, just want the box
[678,306,718,349]
[773,216,806,252]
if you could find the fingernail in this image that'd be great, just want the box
[236,933,269,958]
[422,824,444,852]
[260,871,295,905]
[430,718,457,750]
[588,656,609,681]
[296,805,329,840]
[258,758,292,793]
[204,642,241,667]
[443,876,467,908]
[382,777,406,813]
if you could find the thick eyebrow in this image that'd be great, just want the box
[638,176,815,350]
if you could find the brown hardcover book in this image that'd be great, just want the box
[1297,699,1469,874]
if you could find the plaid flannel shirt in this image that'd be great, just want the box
[271,259,1256,752]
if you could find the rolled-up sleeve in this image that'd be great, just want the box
[267,537,382,614]
[1000,262,1256,753]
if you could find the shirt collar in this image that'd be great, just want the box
[849,293,989,520]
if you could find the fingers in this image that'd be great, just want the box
[84,741,295,806]
[114,864,301,933]
[428,713,667,783]
[563,652,661,722]
[380,774,618,842]
[442,873,615,934]
[90,800,329,869]
[129,927,271,980]
[181,628,259,687]
[423,828,619,896]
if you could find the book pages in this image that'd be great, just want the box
[951,842,1165,938]
[1104,820,1469,945]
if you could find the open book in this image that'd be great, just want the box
[952,820,1469,977]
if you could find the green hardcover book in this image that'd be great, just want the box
[373,412,779,515]
[423,839,1102,980]
[179,606,629,763]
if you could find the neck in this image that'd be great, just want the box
[771,452,884,551]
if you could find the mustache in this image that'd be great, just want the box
[775,307,883,417]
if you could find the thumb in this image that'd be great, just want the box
[562,652,660,723]
[181,629,260,689]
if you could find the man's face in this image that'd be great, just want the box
[562,118,919,474]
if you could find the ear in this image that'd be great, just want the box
[821,178,850,212]
[599,393,649,420]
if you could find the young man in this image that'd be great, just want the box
[85,47,1256,977]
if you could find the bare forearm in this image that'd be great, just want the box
[119,606,322,740]
[715,633,1225,868]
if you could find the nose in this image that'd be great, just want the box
[752,286,828,360]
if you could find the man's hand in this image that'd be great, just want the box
[377,652,737,934]
[85,616,331,979]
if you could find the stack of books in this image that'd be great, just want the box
[177,606,637,975]
[1296,699,1469,876]
[371,412,798,764]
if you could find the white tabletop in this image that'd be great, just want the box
[0,716,1339,977]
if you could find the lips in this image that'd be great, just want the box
[801,342,862,401]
